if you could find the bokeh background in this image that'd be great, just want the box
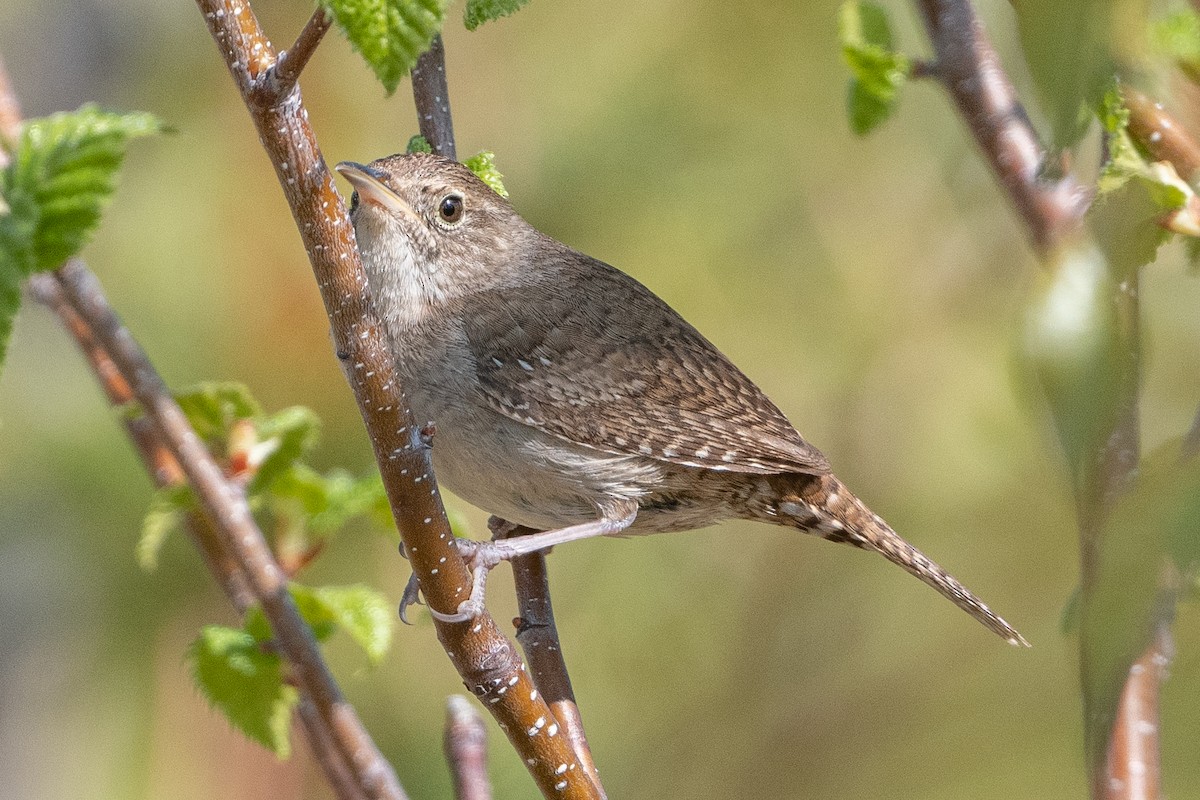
[2,0,1199,797]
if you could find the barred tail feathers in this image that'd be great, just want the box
[775,474,1029,647]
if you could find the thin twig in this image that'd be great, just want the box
[51,259,407,800]
[914,0,1088,254]
[444,696,492,800]
[260,7,332,105]
[502,523,603,796]
[410,35,456,159]
[1122,87,1200,185]
[1100,626,1172,800]
[192,2,601,795]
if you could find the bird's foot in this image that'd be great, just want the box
[427,538,508,623]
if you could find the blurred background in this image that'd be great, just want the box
[1,0,1199,797]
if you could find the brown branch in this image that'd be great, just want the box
[1122,87,1200,185]
[259,7,332,105]
[1100,626,1172,800]
[50,259,406,800]
[26,271,259,611]
[192,2,601,796]
[914,0,1089,255]
[2,51,369,796]
[502,522,603,796]
[444,696,492,800]
[410,35,456,159]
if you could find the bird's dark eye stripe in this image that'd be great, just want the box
[439,194,464,224]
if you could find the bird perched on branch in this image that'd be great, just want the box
[336,153,1027,647]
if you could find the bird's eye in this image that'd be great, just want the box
[438,194,465,225]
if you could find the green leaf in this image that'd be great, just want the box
[462,151,508,197]
[406,134,432,154]
[1092,86,1197,269]
[1010,0,1123,147]
[323,0,451,94]
[249,406,321,493]
[138,484,194,570]
[309,584,394,664]
[464,0,532,31]
[838,2,909,136]
[244,584,392,664]
[2,105,161,271]
[1021,241,1124,494]
[1079,439,1184,773]
[190,626,298,758]
[269,465,388,537]
[174,382,261,444]
[1150,8,1200,82]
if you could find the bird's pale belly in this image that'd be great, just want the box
[424,399,742,535]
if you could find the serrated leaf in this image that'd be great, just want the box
[190,625,298,758]
[269,465,388,537]
[462,151,508,197]
[138,484,194,570]
[838,2,909,136]
[1,105,161,272]
[406,134,432,154]
[249,406,321,493]
[324,0,451,94]
[311,584,394,664]
[0,255,19,368]
[174,382,261,443]
[464,0,531,31]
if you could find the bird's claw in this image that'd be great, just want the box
[424,537,510,624]
[398,570,425,625]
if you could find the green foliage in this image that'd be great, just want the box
[1150,8,1200,82]
[1091,88,1194,273]
[406,134,432,154]
[248,405,321,493]
[141,382,389,569]
[1020,241,1124,494]
[244,583,392,662]
[138,484,194,570]
[464,0,532,31]
[270,465,391,537]
[463,151,508,197]
[838,2,909,136]
[323,0,451,94]
[199,583,391,755]
[190,625,298,758]
[0,105,160,366]
[175,382,261,445]
[1010,0,1122,147]
[1076,438,1200,771]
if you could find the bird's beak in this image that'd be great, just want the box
[335,161,420,223]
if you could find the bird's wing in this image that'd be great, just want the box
[463,254,829,475]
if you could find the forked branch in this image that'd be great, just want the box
[192,1,603,795]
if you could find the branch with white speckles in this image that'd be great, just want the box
[192,1,604,796]
[1,54,376,800]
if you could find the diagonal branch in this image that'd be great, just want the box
[52,258,407,800]
[410,35,456,159]
[502,523,604,796]
[192,2,602,796]
[2,55,372,800]
[444,696,492,800]
[914,0,1089,254]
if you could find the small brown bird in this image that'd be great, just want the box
[336,153,1027,646]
